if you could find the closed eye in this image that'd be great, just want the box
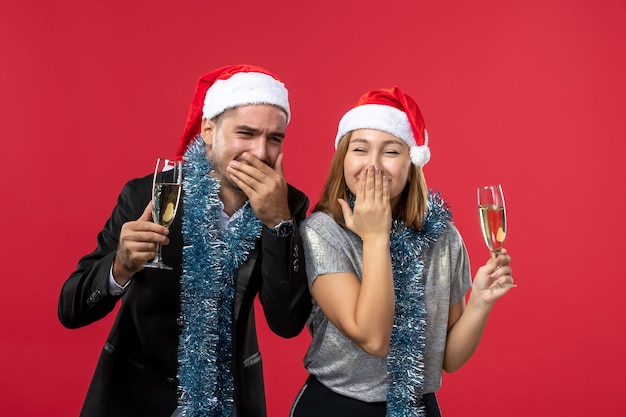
[269,135,284,144]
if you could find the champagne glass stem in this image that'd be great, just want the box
[156,243,172,271]
[154,242,163,263]
[146,242,172,270]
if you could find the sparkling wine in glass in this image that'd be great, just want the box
[144,158,182,270]
[477,184,507,258]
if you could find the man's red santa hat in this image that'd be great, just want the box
[335,86,431,167]
[175,65,290,159]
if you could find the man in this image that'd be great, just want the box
[58,65,311,417]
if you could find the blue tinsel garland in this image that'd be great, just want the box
[347,190,450,416]
[386,191,451,417]
[177,137,262,417]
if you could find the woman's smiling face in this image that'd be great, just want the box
[343,129,412,210]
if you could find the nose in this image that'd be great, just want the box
[248,137,268,162]
[369,154,383,171]
[367,155,388,178]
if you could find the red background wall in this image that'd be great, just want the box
[2,0,625,416]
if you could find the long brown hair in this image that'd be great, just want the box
[314,132,430,230]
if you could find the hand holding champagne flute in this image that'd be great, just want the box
[144,158,182,270]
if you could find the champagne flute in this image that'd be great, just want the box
[477,184,507,258]
[144,158,183,270]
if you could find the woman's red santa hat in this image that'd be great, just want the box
[335,86,431,167]
[175,64,291,159]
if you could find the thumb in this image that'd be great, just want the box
[481,253,501,276]
[337,198,352,224]
[139,201,153,221]
[274,153,285,177]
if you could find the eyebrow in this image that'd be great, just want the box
[350,137,404,146]
[235,124,285,139]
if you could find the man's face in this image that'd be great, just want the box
[200,104,288,194]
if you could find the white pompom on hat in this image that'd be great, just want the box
[175,65,290,159]
[335,86,430,167]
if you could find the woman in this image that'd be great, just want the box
[291,87,514,417]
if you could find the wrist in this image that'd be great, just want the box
[467,290,495,312]
[361,233,391,246]
[112,257,133,286]
[266,218,294,237]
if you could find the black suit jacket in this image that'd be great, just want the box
[58,172,311,417]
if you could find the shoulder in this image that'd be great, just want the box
[287,183,310,217]
[112,173,153,207]
[445,221,463,238]
[435,221,464,246]
[301,211,336,230]
[423,221,468,261]
[426,221,471,276]
[300,212,350,243]
[287,183,306,197]
[123,172,153,193]
[287,183,308,202]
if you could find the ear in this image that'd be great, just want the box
[200,118,215,146]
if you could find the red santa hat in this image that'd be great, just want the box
[335,86,430,167]
[175,65,291,159]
